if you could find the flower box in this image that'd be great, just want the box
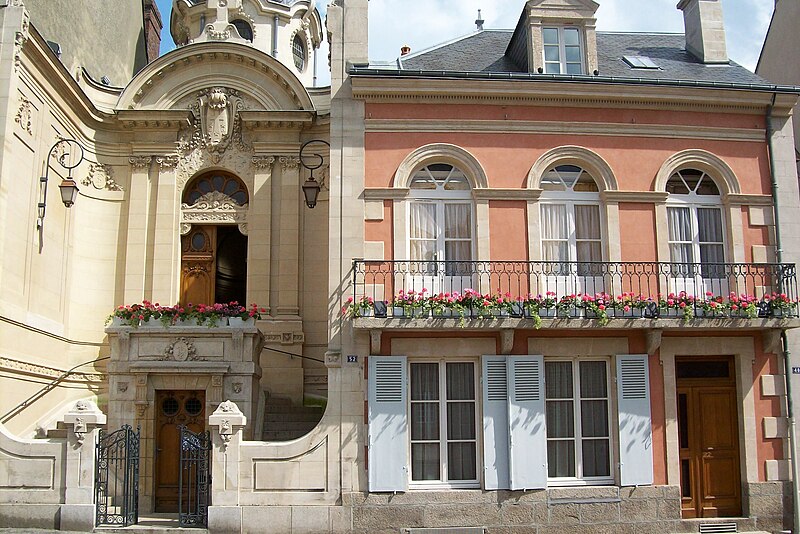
[228,317,255,327]
[392,306,406,318]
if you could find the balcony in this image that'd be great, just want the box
[350,260,800,333]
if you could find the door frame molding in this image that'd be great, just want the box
[661,336,758,489]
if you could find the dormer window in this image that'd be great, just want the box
[543,27,584,74]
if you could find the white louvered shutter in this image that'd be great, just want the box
[482,355,510,490]
[508,355,547,490]
[616,354,654,486]
[368,356,409,492]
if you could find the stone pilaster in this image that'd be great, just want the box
[275,156,301,317]
[208,400,246,532]
[152,155,180,303]
[249,156,274,314]
[124,156,153,302]
[60,400,107,532]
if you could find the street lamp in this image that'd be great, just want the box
[38,138,84,227]
[299,139,329,209]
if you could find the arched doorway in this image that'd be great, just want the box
[180,171,249,306]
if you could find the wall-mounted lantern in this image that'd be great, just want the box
[299,139,329,209]
[37,138,84,227]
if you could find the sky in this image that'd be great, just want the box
[154,0,774,87]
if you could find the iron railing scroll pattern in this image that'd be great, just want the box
[178,426,212,527]
[95,425,140,527]
[352,260,798,319]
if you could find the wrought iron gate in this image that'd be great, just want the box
[179,426,211,527]
[95,425,139,526]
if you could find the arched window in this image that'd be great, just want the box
[292,34,306,71]
[231,19,253,42]
[666,169,724,278]
[408,163,473,273]
[183,172,249,206]
[539,164,603,274]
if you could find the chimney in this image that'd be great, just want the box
[475,9,485,31]
[143,0,163,64]
[677,0,728,63]
[400,45,411,56]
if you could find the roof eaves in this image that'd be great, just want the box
[348,67,800,94]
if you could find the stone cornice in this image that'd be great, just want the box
[117,110,194,130]
[0,356,105,383]
[365,119,765,142]
[363,188,409,200]
[239,110,315,129]
[473,189,542,201]
[725,194,774,206]
[352,77,789,114]
[602,191,669,203]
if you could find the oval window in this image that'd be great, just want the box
[292,34,306,71]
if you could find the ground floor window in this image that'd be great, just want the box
[545,359,612,483]
[367,354,651,492]
[410,361,478,485]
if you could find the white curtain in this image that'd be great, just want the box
[410,363,440,481]
[541,204,569,262]
[545,361,575,478]
[445,363,476,481]
[698,207,724,264]
[444,204,472,262]
[410,202,437,261]
[667,206,693,264]
[575,204,602,264]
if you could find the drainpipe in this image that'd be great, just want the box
[767,93,800,534]
[272,15,279,57]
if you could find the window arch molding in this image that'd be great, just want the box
[393,143,489,190]
[526,147,621,263]
[526,146,618,192]
[654,150,741,196]
[653,150,745,264]
[391,144,490,265]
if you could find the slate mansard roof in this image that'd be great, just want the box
[361,29,777,88]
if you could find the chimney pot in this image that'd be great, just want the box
[475,9,485,31]
[400,45,411,56]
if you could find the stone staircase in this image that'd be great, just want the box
[261,396,324,441]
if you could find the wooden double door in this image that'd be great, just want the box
[154,390,205,513]
[677,357,741,518]
[180,225,247,307]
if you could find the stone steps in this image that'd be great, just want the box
[261,396,324,441]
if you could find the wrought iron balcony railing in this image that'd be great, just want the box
[351,260,798,319]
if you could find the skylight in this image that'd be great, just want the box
[622,55,660,69]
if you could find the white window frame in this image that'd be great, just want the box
[545,357,614,487]
[539,194,605,265]
[408,358,480,490]
[408,198,475,264]
[542,26,585,75]
[666,197,726,268]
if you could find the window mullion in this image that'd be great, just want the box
[573,360,583,479]
[440,361,448,482]
[559,29,567,73]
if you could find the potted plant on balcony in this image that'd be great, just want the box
[535,292,557,318]
[728,293,758,318]
[767,292,797,318]
[556,294,580,318]
[227,303,265,326]
[697,293,727,318]
[342,296,375,318]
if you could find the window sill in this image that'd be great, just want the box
[409,482,481,491]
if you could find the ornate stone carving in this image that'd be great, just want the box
[118,382,129,393]
[182,190,244,211]
[252,156,275,170]
[218,400,237,413]
[0,357,105,383]
[325,350,342,368]
[232,382,242,394]
[280,156,301,171]
[206,24,231,41]
[13,10,29,72]
[15,95,31,134]
[237,223,248,236]
[181,87,248,162]
[129,155,152,169]
[156,155,179,170]
[83,163,123,191]
[180,223,192,235]
[162,338,199,361]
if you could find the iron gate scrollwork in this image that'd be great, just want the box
[179,425,211,527]
[95,425,139,526]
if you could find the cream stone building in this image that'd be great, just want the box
[2,0,800,533]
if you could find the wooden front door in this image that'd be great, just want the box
[154,390,205,513]
[181,226,217,307]
[677,357,741,518]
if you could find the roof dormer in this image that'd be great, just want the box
[507,0,600,75]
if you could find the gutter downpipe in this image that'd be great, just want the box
[767,93,800,534]
[272,15,279,57]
